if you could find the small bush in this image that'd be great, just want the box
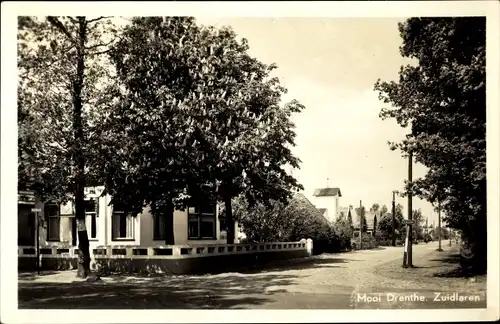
[351,234,379,250]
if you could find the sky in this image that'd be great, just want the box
[195,17,439,224]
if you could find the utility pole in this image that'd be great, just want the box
[425,217,428,241]
[437,200,443,251]
[406,150,413,267]
[359,200,362,250]
[392,191,396,246]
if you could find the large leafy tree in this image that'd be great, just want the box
[98,17,211,245]
[18,16,119,278]
[104,17,304,244]
[374,18,486,272]
[412,209,425,240]
[377,203,405,240]
[187,26,304,244]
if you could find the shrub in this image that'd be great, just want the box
[351,234,379,250]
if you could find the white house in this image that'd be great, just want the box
[312,187,342,223]
[17,186,240,253]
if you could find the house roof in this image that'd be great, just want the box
[354,210,378,229]
[292,193,330,225]
[313,188,342,197]
[338,206,349,216]
[318,208,327,215]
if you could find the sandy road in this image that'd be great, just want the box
[18,241,486,309]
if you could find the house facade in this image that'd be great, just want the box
[312,187,342,224]
[353,210,378,237]
[17,186,240,252]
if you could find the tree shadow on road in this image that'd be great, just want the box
[430,253,486,279]
[18,272,299,309]
[18,271,60,281]
[429,254,461,265]
[226,255,355,274]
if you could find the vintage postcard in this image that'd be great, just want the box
[1,1,499,323]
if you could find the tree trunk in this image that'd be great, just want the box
[76,218,91,277]
[463,215,487,274]
[74,17,91,278]
[164,201,175,245]
[224,196,235,244]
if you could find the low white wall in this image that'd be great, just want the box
[18,239,313,259]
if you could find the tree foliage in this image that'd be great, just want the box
[18,16,120,278]
[412,208,425,240]
[101,17,304,244]
[18,16,117,200]
[377,203,405,240]
[233,193,329,243]
[374,17,486,272]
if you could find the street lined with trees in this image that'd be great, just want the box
[18,16,304,277]
[374,17,486,273]
[17,15,486,281]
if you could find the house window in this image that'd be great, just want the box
[112,203,134,240]
[219,217,228,232]
[153,214,166,240]
[45,204,60,241]
[188,201,216,240]
[85,199,98,239]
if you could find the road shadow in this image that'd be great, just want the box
[234,256,352,274]
[430,253,486,279]
[429,254,461,264]
[19,272,299,309]
[364,247,387,251]
[18,271,60,281]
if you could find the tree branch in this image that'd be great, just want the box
[87,48,113,57]
[85,39,115,51]
[86,16,112,24]
[47,17,76,45]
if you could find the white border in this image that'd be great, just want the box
[2,1,499,323]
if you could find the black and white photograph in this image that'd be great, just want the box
[1,1,499,323]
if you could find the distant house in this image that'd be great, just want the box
[337,206,352,219]
[353,210,378,237]
[312,187,342,224]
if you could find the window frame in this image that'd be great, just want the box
[153,214,166,241]
[111,205,135,241]
[84,198,99,240]
[187,202,217,240]
[45,204,61,242]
